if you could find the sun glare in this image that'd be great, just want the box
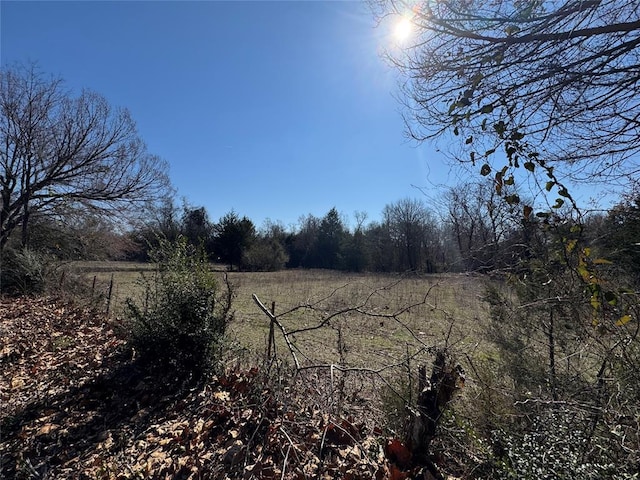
[394,16,413,42]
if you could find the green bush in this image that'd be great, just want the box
[243,238,289,271]
[125,237,234,382]
[0,247,52,295]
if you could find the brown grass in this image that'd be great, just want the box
[64,262,491,373]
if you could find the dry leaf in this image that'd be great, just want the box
[36,423,59,436]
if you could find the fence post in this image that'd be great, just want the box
[106,273,114,314]
[267,301,276,359]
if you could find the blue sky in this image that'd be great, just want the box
[2,0,462,229]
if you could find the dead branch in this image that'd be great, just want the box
[252,293,301,370]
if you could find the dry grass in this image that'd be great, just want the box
[228,270,489,367]
[65,262,491,373]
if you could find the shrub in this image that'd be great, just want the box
[0,247,52,295]
[243,238,288,271]
[125,237,234,382]
[487,409,637,480]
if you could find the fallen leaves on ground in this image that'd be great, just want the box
[1,295,442,479]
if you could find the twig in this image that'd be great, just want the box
[244,417,266,467]
[253,294,301,370]
[280,444,291,480]
[319,423,329,461]
[279,426,296,480]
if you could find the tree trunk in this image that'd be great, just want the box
[407,350,463,478]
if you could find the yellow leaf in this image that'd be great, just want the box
[593,258,613,265]
[578,266,591,281]
[616,315,632,326]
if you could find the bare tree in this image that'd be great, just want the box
[0,63,169,249]
[375,0,640,185]
[445,179,520,271]
[383,197,439,272]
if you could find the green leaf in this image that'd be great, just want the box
[505,194,520,205]
[558,187,570,198]
[465,136,473,144]
[481,104,494,114]
[504,176,515,186]
[453,126,459,136]
[552,198,564,209]
[480,164,492,176]
[485,148,496,156]
[545,181,555,192]
[524,162,535,172]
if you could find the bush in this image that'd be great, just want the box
[125,237,234,382]
[0,247,53,295]
[487,409,637,480]
[243,238,288,271]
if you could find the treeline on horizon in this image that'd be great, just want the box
[15,181,640,283]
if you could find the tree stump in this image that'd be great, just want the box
[407,350,464,478]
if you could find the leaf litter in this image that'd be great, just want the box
[0,295,441,479]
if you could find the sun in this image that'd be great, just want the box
[394,16,413,42]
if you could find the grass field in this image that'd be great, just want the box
[65,262,491,374]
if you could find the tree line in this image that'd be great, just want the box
[14,183,637,285]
